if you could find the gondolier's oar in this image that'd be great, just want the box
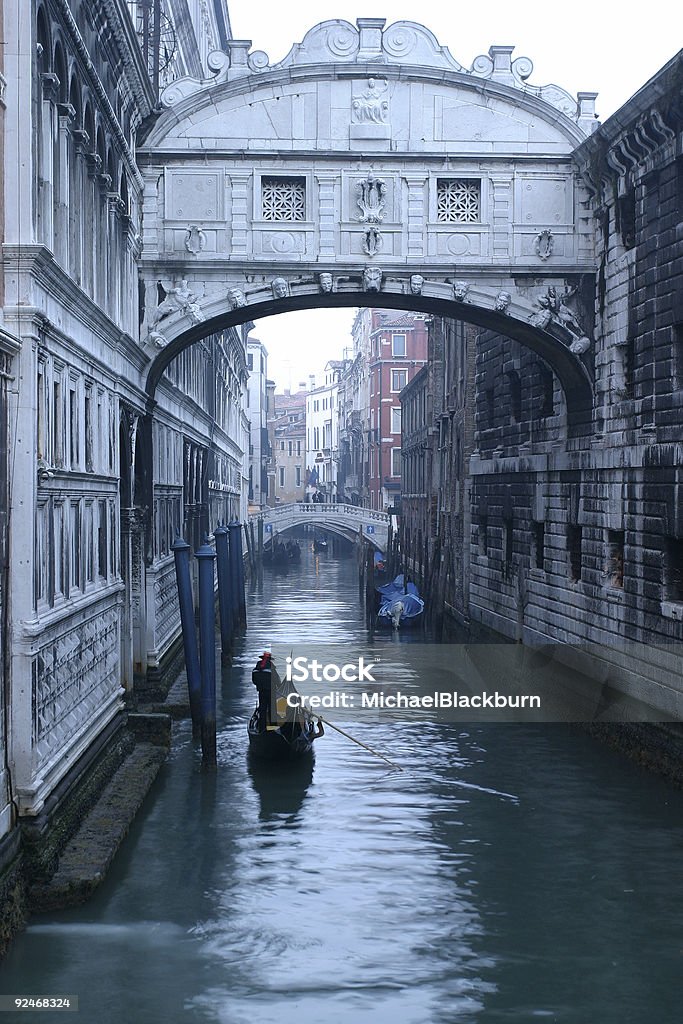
[314,715,403,771]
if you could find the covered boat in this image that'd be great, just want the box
[376,574,425,629]
[248,652,324,760]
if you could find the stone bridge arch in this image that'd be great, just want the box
[143,282,594,432]
[137,17,600,433]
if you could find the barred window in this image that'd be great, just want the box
[436,178,480,223]
[261,176,306,221]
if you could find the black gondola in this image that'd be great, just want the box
[313,537,328,552]
[248,652,324,761]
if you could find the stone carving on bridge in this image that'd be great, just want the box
[409,274,425,296]
[152,279,205,326]
[352,79,389,124]
[534,229,554,260]
[363,266,383,292]
[148,330,169,349]
[184,225,207,255]
[569,336,591,354]
[363,227,383,257]
[494,291,512,313]
[319,273,334,293]
[528,285,591,352]
[453,281,471,302]
[157,21,593,130]
[356,173,386,224]
[228,287,247,309]
[271,277,290,299]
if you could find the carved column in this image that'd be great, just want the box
[84,151,101,298]
[107,192,124,324]
[229,172,251,257]
[39,73,59,247]
[55,103,75,268]
[315,171,338,259]
[405,174,428,259]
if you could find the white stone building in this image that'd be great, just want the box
[0,0,244,844]
[246,337,270,508]
[306,362,347,501]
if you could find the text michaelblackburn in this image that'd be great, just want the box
[360,691,542,709]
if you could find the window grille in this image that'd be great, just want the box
[262,177,306,221]
[436,179,480,223]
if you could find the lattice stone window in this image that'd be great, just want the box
[436,178,480,223]
[261,176,306,221]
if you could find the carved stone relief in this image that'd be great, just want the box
[271,277,290,298]
[352,78,389,124]
[152,279,204,325]
[453,281,470,302]
[356,173,386,223]
[495,290,512,313]
[534,229,554,260]
[363,266,383,292]
[363,227,383,256]
[528,285,591,351]
[184,225,207,254]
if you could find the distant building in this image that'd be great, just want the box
[306,361,346,501]
[246,338,270,508]
[340,310,427,511]
[270,388,307,503]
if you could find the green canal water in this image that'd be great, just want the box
[1,541,683,1023]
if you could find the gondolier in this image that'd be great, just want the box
[248,652,324,760]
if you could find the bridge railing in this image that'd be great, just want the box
[251,502,389,525]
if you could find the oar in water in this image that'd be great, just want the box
[313,714,403,771]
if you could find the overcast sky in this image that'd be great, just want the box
[228,0,680,391]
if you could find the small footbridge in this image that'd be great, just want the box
[251,503,390,553]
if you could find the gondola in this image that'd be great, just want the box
[248,652,324,761]
[313,537,328,552]
[376,574,425,629]
[248,711,316,760]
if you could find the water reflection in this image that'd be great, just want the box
[247,756,314,822]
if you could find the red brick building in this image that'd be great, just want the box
[365,311,428,511]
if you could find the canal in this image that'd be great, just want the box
[2,539,683,1022]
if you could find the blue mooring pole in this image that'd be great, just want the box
[171,536,201,738]
[228,521,242,633]
[214,522,232,663]
[236,521,247,628]
[195,537,217,770]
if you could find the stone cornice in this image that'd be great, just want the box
[573,50,682,191]
[2,244,148,376]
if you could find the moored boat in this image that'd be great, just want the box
[376,574,425,629]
